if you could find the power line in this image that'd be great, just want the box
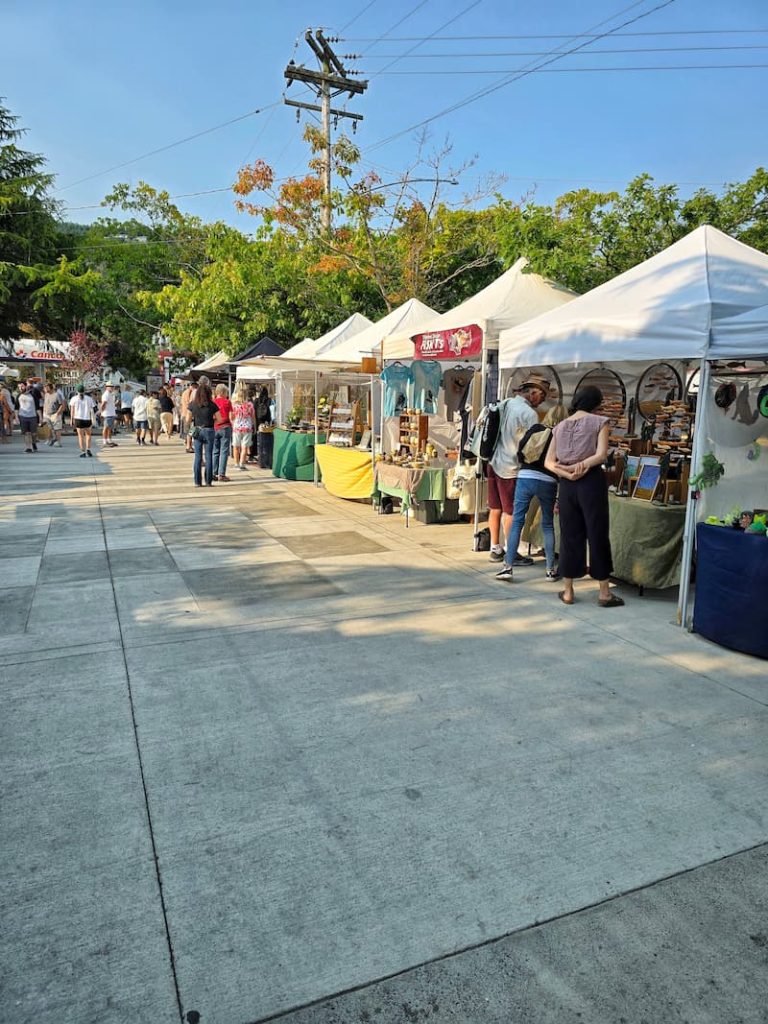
[366,63,768,75]
[373,0,484,76]
[355,43,768,57]
[339,0,380,34]
[343,28,768,40]
[364,0,679,153]
[54,102,283,194]
[358,0,432,56]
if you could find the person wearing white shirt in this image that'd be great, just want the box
[69,384,96,457]
[131,391,149,446]
[487,375,550,563]
[100,384,118,448]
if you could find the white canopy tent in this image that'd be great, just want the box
[316,298,438,362]
[496,225,768,630]
[383,258,576,360]
[710,302,768,356]
[191,350,230,372]
[498,226,768,368]
[282,312,373,361]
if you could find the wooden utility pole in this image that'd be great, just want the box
[284,29,368,234]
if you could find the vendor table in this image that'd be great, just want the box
[523,493,685,590]
[608,494,686,590]
[272,428,325,482]
[372,463,447,511]
[693,523,768,659]
[315,445,374,500]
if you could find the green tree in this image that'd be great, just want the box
[0,100,58,339]
[494,170,768,294]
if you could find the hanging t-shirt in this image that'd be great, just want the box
[411,360,442,415]
[381,364,413,417]
[442,367,475,420]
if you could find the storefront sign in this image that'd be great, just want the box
[412,324,483,360]
[3,339,73,363]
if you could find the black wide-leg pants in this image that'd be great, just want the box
[558,467,613,580]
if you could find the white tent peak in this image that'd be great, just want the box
[317,298,438,361]
[282,312,373,361]
[384,259,576,359]
[500,224,768,367]
[192,350,230,371]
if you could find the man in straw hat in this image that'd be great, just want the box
[487,372,551,564]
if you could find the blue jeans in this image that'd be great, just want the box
[504,475,558,570]
[193,427,215,485]
[212,426,231,478]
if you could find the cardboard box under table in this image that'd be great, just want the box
[272,428,325,482]
[315,445,374,500]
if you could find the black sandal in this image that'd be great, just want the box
[558,591,574,605]
[598,594,625,608]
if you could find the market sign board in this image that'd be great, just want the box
[412,324,483,360]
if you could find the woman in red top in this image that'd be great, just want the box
[211,384,233,481]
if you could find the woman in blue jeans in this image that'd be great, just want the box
[186,381,222,487]
[495,405,568,583]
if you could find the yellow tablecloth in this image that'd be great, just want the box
[315,445,374,499]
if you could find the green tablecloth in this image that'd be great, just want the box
[609,494,686,589]
[522,492,686,590]
[272,428,325,482]
[372,464,447,510]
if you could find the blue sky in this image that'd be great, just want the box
[3,0,767,228]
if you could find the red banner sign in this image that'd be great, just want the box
[412,323,483,360]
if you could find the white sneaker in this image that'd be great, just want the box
[53,441,62,447]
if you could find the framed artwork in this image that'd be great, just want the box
[634,462,662,500]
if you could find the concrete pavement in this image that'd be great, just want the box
[1,432,766,1024]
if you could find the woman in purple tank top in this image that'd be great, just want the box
[545,386,625,608]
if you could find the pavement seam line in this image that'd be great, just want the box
[23,514,53,632]
[246,838,768,1024]
[93,470,186,1024]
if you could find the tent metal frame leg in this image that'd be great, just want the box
[677,357,711,628]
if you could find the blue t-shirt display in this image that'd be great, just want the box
[411,360,443,414]
[381,364,414,417]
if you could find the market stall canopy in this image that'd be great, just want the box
[710,302,768,358]
[281,312,373,360]
[499,225,768,369]
[236,354,366,380]
[192,350,230,372]
[232,336,286,361]
[383,258,576,360]
[317,298,438,361]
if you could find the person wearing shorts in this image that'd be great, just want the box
[17,382,39,453]
[120,386,133,428]
[229,383,255,471]
[486,375,549,563]
[69,385,96,457]
[100,384,118,448]
[131,390,149,445]
[43,382,66,446]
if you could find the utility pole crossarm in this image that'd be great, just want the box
[282,29,368,235]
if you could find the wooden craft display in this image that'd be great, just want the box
[327,400,363,448]
[398,411,429,457]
